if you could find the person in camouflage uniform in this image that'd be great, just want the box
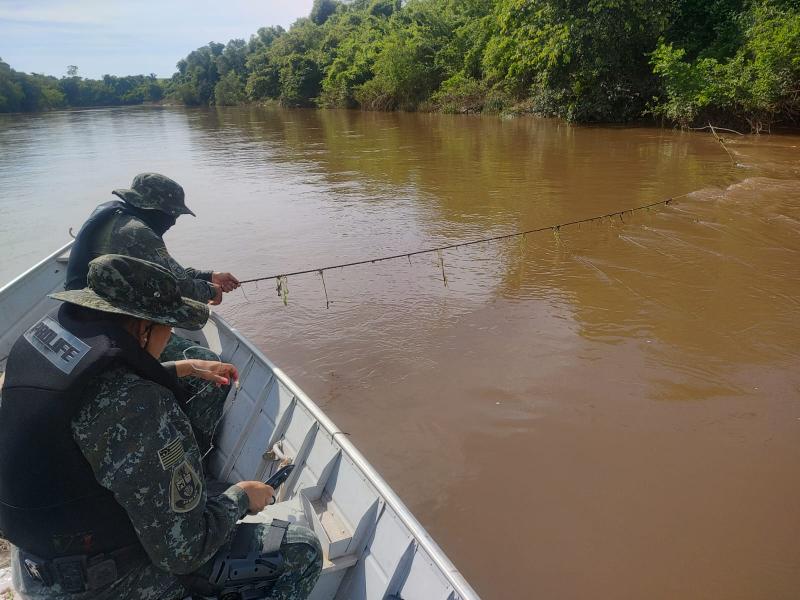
[64,172,243,453]
[8,255,322,600]
[65,172,240,305]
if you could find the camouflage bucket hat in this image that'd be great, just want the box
[50,255,209,331]
[112,173,196,217]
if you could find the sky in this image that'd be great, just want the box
[0,0,316,79]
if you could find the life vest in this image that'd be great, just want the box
[65,200,127,291]
[65,201,177,292]
[0,304,185,559]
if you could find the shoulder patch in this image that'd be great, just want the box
[170,460,202,513]
[24,317,90,374]
[155,247,187,279]
[158,438,185,471]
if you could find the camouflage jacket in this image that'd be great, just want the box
[71,366,247,574]
[89,212,215,303]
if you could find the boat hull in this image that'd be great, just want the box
[0,243,480,600]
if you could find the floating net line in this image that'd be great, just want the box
[239,192,691,293]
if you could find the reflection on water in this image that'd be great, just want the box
[2,106,799,599]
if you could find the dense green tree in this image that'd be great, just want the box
[483,0,672,121]
[245,27,286,100]
[651,0,800,129]
[143,74,165,102]
[318,9,391,106]
[245,53,282,100]
[0,59,25,112]
[427,0,497,80]
[665,0,747,61]
[20,73,66,110]
[311,0,341,25]
[172,42,224,105]
[369,0,402,18]
[217,39,249,78]
[430,72,488,113]
[247,26,286,54]
[278,56,323,106]
[355,3,452,110]
[58,71,81,106]
[258,19,326,106]
[215,71,246,105]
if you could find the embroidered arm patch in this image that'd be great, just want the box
[155,247,187,279]
[171,460,202,513]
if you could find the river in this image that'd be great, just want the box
[1,106,799,599]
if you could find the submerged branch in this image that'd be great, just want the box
[689,125,745,135]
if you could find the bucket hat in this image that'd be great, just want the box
[112,173,196,217]
[50,255,209,330]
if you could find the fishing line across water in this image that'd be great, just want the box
[235,191,692,306]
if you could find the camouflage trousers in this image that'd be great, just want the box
[11,517,322,600]
[160,334,229,455]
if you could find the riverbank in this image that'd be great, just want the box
[8,99,799,138]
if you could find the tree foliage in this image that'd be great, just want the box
[651,1,800,129]
[0,58,166,113]
[4,0,799,127]
[162,0,798,127]
[311,0,340,25]
[482,0,671,121]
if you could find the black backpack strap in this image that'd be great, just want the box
[261,519,289,554]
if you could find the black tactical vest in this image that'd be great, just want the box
[0,304,185,559]
[65,200,176,292]
[64,201,125,291]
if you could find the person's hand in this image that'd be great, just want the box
[175,360,238,386]
[212,272,240,293]
[209,283,223,305]
[236,481,275,513]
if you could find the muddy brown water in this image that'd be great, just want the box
[1,107,799,599]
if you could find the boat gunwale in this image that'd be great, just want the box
[0,240,74,298]
[211,311,480,599]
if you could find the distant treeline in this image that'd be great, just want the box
[0,63,165,112]
[3,0,800,130]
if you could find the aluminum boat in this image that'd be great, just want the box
[0,242,480,600]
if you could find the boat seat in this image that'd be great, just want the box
[247,494,359,600]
